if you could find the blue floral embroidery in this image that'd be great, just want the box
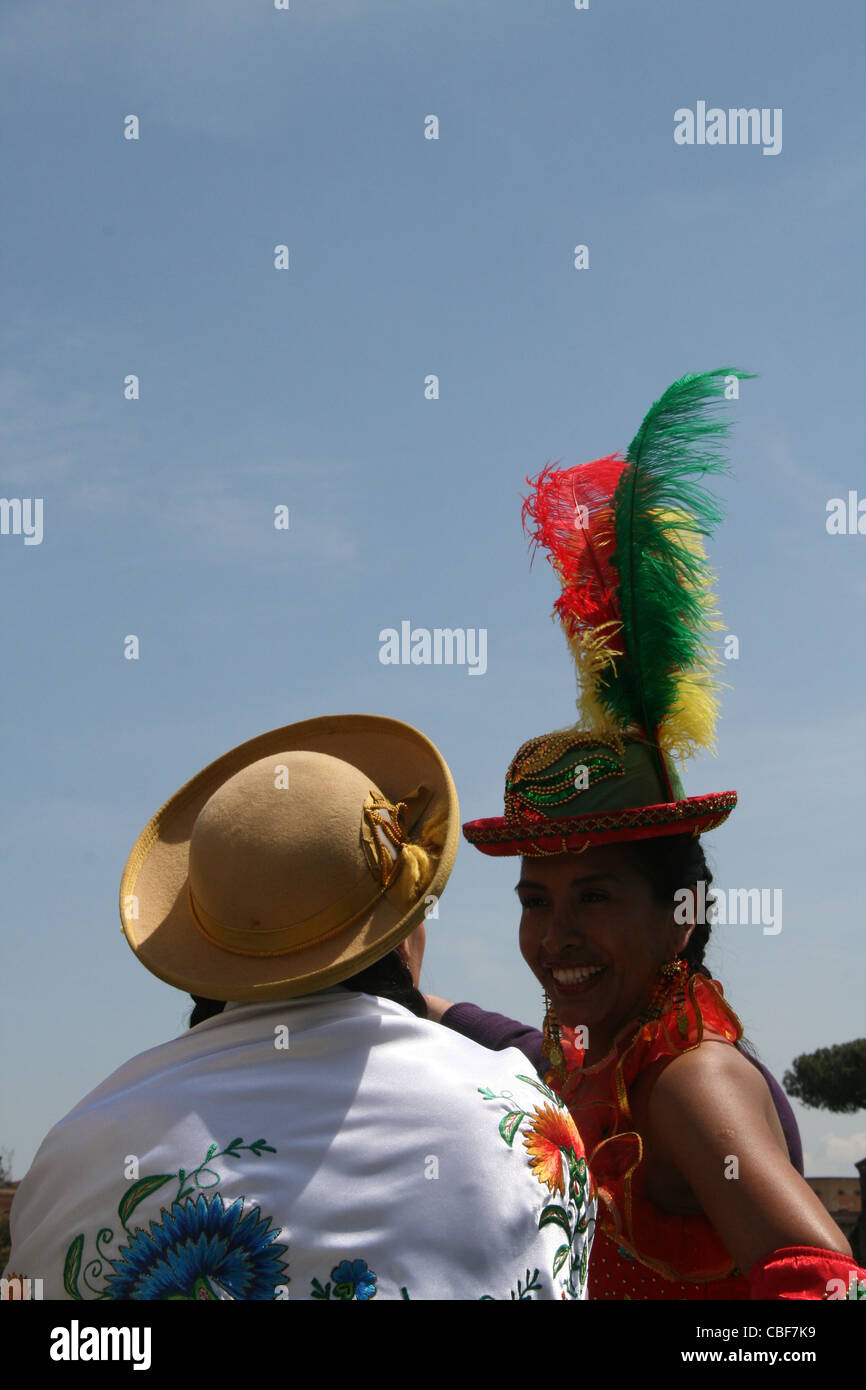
[104,1193,286,1300]
[332,1259,377,1300]
[62,1137,288,1300]
[311,1259,379,1300]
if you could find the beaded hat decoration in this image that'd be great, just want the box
[463,369,749,857]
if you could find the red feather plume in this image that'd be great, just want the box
[522,455,628,656]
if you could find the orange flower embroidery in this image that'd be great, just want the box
[523,1103,582,1196]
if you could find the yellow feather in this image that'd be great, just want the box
[559,508,728,764]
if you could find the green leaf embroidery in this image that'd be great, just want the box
[515,1073,559,1103]
[249,1139,277,1156]
[552,1244,571,1278]
[62,1135,282,1301]
[117,1174,174,1228]
[498,1110,527,1145]
[63,1234,84,1300]
[477,1086,496,1101]
[538,1204,572,1237]
[514,1268,542,1300]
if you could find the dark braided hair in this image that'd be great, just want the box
[624,833,758,1058]
[188,949,427,1029]
[625,834,714,976]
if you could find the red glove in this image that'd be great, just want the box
[748,1245,866,1300]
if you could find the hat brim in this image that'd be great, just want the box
[462,791,736,856]
[120,715,459,1000]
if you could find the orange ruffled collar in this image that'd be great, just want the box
[549,973,745,1284]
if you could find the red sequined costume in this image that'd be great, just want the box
[549,973,866,1300]
[551,973,759,1299]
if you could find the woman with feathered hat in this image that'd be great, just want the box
[432,371,865,1300]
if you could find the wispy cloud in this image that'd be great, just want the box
[825,1131,866,1165]
[798,157,866,212]
[803,1130,866,1175]
[171,485,361,569]
[0,348,363,567]
[0,366,100,488]
[0,324,139,488]
[760,429,829,502]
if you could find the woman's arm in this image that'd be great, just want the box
[647,1042,852,1280]
[424,995,547,1073]
[423,994,456,1023]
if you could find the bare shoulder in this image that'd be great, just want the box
[646,1041,780,1147]
[653,1039,770,1099]
[642,1041,851,1270]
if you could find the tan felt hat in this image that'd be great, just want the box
[119,714,459,1001]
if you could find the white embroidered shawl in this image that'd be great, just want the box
[4,989,595,1301]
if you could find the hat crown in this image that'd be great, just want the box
[120,713,459,1000]
[189,751,383,937]
[505,730,684,827]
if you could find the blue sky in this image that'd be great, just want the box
[1,0,865,1182]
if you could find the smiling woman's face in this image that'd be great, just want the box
[516,845,692,1061]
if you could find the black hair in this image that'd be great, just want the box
[624,833,759,1059]
[336,949,428,1018]
[625,834,714,977]
[188,949,427,1030]
[189,995,226,1027]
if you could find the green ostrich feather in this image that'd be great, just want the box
[603,368,752,742]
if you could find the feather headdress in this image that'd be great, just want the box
[523,369,750,787]
[463,369,748,857]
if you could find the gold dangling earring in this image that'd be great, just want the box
[672,957,689,1037]
[542,989,567,1084]
[638,956,689,1031]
